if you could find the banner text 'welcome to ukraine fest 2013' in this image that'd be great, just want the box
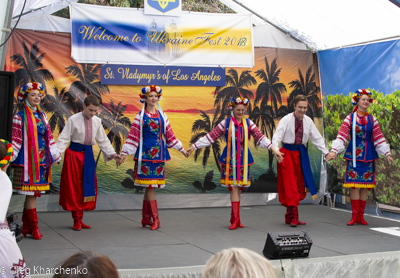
[70,3,254,69]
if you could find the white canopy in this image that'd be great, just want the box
[12,0,78,19]
[11,0,400,50]
[11,13,70,32]
[219,0,400,50]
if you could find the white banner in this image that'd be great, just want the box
[70,3,254,68]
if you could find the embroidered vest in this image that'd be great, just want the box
[219,118,254,166]
[344,114,379,162]
[134,111,171,162]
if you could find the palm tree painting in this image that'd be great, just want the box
[213,68,257,123]
[10,40,54,91]
[65,63,110,112]
[287,65,321,120]
[95,100,132,166]
[252,56,287,170]
[254,57,286,113]
[121,169,145,194]
[41,85,73,133]
[189,111,222,173]
[192,170,217,193]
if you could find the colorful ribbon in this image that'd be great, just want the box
[224,114,249,185]
[352,112,357,167]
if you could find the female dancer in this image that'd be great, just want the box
[187,97,283,230]
[329,89,395,225]
[120,85,188,230]
[11,82,60,239]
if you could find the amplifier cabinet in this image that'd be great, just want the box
[263,230,312,259]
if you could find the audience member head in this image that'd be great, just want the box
[52,251,119,278]
[203,247,276,278]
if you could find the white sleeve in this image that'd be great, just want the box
[272,118,286,150]
[309,121,329,156]
[121,114,140,156]
[95,121,116,161]
[375,143,391,157]
[56,117,73,155]
[192,120,225,150]
[331,138,346,154]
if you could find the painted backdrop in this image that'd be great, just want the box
[5,28,323,196]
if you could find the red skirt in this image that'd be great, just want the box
[277,147,306,207]
[59,148,97,211]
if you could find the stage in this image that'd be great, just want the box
[16,203,400,277]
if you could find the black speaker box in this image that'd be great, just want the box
[263,230,312,259]
[0,71,15,142]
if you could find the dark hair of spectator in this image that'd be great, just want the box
[52,251,119,278]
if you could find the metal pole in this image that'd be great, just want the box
[0,0,15,71]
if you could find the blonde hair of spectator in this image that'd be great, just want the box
[203,247,276,278]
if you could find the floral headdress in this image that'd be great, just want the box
[139,85,162,103]
[351,89,373,106]
[17,82,44,102]
[228,97,249,110]
[0,139,13,169]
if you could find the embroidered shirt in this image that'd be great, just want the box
[294,116,303,145]
[272,112,329,155]
[57,112,116,161]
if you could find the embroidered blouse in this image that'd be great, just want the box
[192,118,272,150]
[121,110,183,156]
[11,112,60,163]
[331,113,391,157]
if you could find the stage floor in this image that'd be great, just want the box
[17,204,400,270]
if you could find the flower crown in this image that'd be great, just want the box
[18,82,44,102]
[352,89,373,106]
[228,97,249,110]
[140,85,162,103]
[0,139,13,169]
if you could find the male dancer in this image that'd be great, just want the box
[272,95,334,227]
[57,95,121,230]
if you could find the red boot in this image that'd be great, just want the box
[358,200,369,225]
[22,208,32,237]
[149,200,160,230]
[347,199,360,226]
[72,211,82,231]
[230,202,245,228]
[80,211,91,229]
[27,208,42,240]
[141,200,153,227]
[237,201,245,228]
[72,211,91,231]
[229,202,240,230]
[285,207,292,224]
[290,207,306,227]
